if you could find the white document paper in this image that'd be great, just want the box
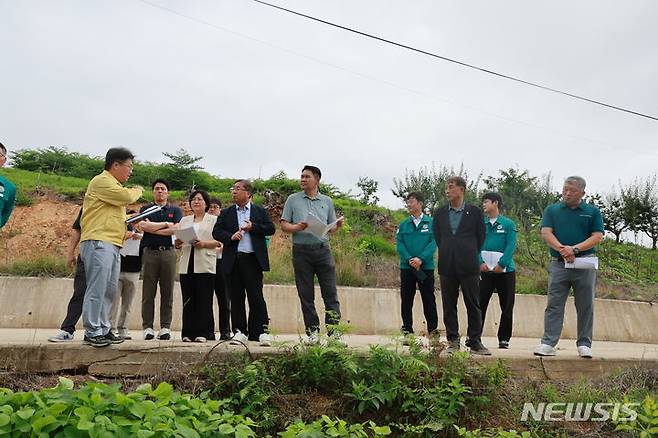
[126,205,162,224]
[304,212,343,239]
[174,225,199,243]
[565,256,599,270]
[481,250,506,272]
[120,235,141,256]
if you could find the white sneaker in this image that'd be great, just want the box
[534,344,557,356]
[329,332,347,346]
[182,337,192,342]
[577,345,593,358]
[157,328,171,340]
[193,336,207,343]
[48,330,74,343]
[143,328,155,340]
[230,330,248,345]
[303,332,321,345]
[259,333,273,347]
[118,329,132,340]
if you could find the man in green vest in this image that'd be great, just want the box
[535,176,604,358]
[479,192,517,349]
[396,192,438,342]
[0,142,16,230]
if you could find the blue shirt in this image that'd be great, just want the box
[236,202,254,253]
[448,203,465,235]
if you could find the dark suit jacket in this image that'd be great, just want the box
[212,203,275,274]
[432,203,485,277]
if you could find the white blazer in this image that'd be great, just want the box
[178,213,218,274]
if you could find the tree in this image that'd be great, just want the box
[482,168,559,232]
[621,175,658,249]
[392,163,481,211]
[356,176,379,205]
[590,192,627,243]
[161,148,204,190]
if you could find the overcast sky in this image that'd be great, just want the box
[1,0,657,209]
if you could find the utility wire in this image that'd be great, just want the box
[250,0,658,122]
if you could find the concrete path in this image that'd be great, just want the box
[0,329,656,380]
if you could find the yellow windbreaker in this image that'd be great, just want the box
[80,170,142,247]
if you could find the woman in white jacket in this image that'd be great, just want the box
[176,190,219,342]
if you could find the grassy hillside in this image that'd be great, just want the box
[1,168,656,302]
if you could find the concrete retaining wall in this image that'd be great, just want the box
[0,276,656,343]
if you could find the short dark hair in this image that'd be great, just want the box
[234,179,253,195]
[151,178,171,191]
[0,142,6,154]
[104,147,135,170]
[482,192,503,208]
[189,189,210,212]
[302,165,322,180]
[405,192,424,204]
[209,198,222,208]
[446,175,467,190]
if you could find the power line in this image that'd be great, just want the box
[135,0,658,157]
[249,0,658,122]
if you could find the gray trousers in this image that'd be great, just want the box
[141,248,177,329]
[541,261,597,348]
[80,240,120,338]
[110,271,139,331]
[292,244,341,334]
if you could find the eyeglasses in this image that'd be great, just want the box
[0,152,6,159]
[229,186,247,192]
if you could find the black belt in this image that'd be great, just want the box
[293,242,328,250]
[237,252,255,258]
[145,246,173,251]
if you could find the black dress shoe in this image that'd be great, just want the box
[469,342,492,356]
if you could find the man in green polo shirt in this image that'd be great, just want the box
[396,192,438,343]
[479,192,517,349]
[535,176,604,358]
[0,142,17,230]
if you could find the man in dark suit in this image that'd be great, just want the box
[433,176,491,355]
[212,179,276,346]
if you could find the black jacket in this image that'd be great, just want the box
[432,203,485,277]
[212,203,275,274]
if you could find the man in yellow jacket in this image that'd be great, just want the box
[80,148,143,347]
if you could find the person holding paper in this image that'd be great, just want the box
[212,180,275,346]
[280,165,344,344]
[137,179,182,341]
[109,213,142,340]
[535,176,604,358]
[479,192,517,349]
[0,142,16,230]
[208,198,232,341]
[396,192,438,342]
[432,176,490,355]
[176,190,219,342]
[79,148,143,347]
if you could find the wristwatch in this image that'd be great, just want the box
[573,247,581,255]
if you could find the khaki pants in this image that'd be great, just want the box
[109,271,139,331]
[141,248,177,329]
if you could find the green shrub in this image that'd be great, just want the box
[0,256,70,277]
[0,378,258,437]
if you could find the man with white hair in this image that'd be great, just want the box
[535,176,604,358]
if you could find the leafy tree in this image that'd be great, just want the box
[621,176,658,249]
[160,148,204,191]
[392,163,481,211]
[481,168,559,232]
[590,192,627,243]
[356,177,379,205]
